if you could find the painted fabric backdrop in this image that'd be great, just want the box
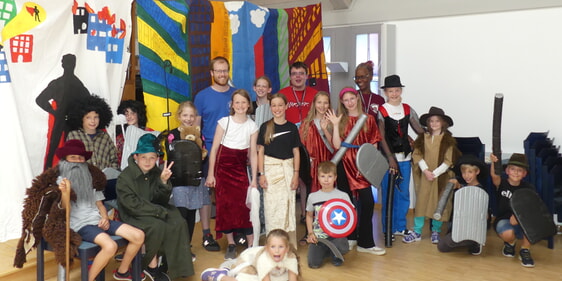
[0,0,328,241]
[0,0,133,241]
[140,1,329,131]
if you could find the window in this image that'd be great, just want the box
[356,33,379,90]
[323,36,331,88]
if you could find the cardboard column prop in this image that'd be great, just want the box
[492,93,504,175]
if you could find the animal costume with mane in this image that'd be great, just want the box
[13,164,106,267]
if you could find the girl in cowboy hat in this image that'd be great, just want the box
[404,106,460,244]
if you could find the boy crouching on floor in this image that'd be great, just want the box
[490,153,536,268]
[305,161,352,268]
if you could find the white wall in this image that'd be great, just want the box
[325,7,562,154]
[389,8,562,154]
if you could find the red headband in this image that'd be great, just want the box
[339,87,358,99]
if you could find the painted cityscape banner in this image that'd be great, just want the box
[0,0,133,241]
[0,0,327,241]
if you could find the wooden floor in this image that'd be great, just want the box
[2,204,562,281]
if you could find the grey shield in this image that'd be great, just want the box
[452,186,488,245]
[511,188,557,244]
[356,143,389,188]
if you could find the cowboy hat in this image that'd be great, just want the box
[419,106,454,127]
[453,154,488,185]
[503,153,529,171]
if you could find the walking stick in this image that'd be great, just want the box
[385,173,395,247]
[60,178,71,281]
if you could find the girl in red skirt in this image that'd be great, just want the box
[206,89,259,260]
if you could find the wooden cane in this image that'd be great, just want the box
[60,178,71,281]
[385,174,395,247]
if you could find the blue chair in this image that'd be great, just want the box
[523,131,549,155]
[540,155,562,200]
[534,147,558,196]
[37,235,142,281]
[542,163,562,249]
[527,139,553,186]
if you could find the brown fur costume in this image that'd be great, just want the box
[13,164,106,268]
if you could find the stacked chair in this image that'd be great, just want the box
[523,132,561,249]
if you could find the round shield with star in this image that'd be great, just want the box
[318,199,357,238]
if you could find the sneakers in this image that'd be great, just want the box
[393,229,411,236]
[431,231,440,244]
[144,267,170,281]
[234,232,247,247]
[201,268,230,281]
[402,231,421,243]
[203,233,221,251]
[192,252,197,262]
[357,246,386,255]
[113,269,146,281]
[469,243,482,256]
[502,242,515,257]
[519,249,535,268]
[348,239,357,251]
[224,244,237,260]
[331,256,343,266]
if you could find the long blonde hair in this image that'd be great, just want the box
[300,91,332,140]
[337,88,367,139]
[264,93,287,145]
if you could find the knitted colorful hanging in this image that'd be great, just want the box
[137,0,190,130]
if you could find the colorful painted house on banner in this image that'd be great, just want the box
[0,46,10,82]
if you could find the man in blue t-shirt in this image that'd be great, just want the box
[194,56,236,252]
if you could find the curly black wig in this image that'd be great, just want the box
[66,94,113,130]
[117,99,148,128]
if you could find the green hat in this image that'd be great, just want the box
[132,133,163,156]
[504,153,529,171]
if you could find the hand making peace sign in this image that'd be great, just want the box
[160,160,174,184]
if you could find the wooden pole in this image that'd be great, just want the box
[60,178,71,281]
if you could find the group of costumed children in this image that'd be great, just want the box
[15,68,541,281]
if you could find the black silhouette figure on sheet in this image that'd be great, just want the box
[36,54,91,169]
[34,6,40,22]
